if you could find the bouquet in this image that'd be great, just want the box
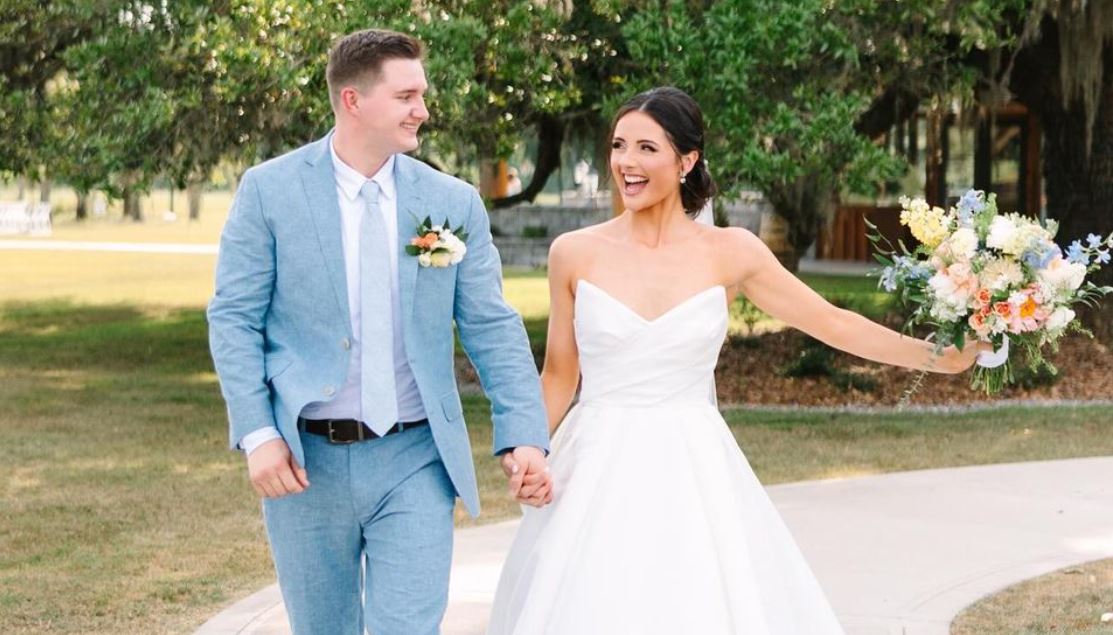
[868,189,1113,395]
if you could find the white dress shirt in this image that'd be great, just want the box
[240,137,426,455]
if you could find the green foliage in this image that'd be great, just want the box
[3,0,593,200]
[612,0,1031,257]
[779,336,878,392]
[521,225,548,239]
[730,296,768,336]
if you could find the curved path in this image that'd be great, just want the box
[194,457,1113,635]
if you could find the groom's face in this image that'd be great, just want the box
[352,58,430,154]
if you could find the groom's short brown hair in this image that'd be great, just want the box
[326,28,425,110]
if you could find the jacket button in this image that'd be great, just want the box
[323,385,335,396]
[341,337,351,350]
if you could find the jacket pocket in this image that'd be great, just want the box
[440,390,464,421]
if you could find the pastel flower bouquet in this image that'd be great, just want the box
[868,189,1113,395]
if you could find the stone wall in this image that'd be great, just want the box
[488,193,771,267]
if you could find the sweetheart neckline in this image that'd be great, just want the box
[575,279,726,324]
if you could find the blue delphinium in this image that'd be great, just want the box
[955,190,985,227]
[1097,250,1111,265]
[1087,233,1103,248]
[1066,240,1090,265]
[879,266,898,291]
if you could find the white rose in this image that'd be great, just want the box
[986,216,1018,252]
[1065,261,1086,290]
[1038,257,1087,292]
[928,270,955,298]
[450,243,466,264]
[418,253,432,267]
[948,227,979,261]
[1045,306,1076,331]
[431,225,443,233]
[430,250,452,267]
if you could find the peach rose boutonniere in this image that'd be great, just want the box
[405,216,468,268]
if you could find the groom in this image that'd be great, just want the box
[207,28,552,635]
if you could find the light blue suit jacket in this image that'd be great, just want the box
[207,134,549,516]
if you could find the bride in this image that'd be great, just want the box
[486,86,984,634]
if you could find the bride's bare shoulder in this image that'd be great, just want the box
[700,224,763,248]
[548,220,623,263]
[698,225,775,281]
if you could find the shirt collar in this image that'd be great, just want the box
[329,134,397,203]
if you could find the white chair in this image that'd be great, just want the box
[0,201,30,235]
[28,202,53,236]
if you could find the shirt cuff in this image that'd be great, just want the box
[240,427,283,456]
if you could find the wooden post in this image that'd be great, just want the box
[1026,110,1042,216]
[925,106,946,208]
[479,159,510,199]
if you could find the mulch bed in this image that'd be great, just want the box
[456,333,1113,408]
[714,331,1113,407]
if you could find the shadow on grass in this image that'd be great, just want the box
[0,300,213,375]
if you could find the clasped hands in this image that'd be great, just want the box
[500,446,553,508]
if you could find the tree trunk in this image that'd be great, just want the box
[763,173,837,272]
[492,115,565,209]
[478,158,508,199]
[1010,18,1113,340]
[187,179,203,221]
[38,177,51,203]
[123,188,143,222]
[75,192,88,220]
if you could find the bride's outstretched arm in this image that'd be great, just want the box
[541,235,582,436]
[724,228,986,374]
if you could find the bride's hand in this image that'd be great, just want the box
[935,341,993,374]
[501,446,553,507]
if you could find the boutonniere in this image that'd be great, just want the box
[405,216,469,267]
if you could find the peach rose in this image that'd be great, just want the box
[411,232,439,250]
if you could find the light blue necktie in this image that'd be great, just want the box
[358,180,398,436]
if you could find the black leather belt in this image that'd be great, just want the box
[297,417,428,444]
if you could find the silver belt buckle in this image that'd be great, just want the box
[326,420,360,444]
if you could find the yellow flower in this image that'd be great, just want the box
[899,196,951,249]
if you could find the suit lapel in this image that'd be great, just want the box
[300,134,351,321]
[394,155,422,325]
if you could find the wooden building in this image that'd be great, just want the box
[818,102,1043,261]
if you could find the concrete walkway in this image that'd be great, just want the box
[194,456,1113,635]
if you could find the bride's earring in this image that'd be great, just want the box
[680,173,687,184]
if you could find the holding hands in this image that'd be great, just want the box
[501,446,553,508]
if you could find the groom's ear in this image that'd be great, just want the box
[338,85,362,113]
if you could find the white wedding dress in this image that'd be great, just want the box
[486,280,845,634]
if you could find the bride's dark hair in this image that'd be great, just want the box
[608,86,718,217]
